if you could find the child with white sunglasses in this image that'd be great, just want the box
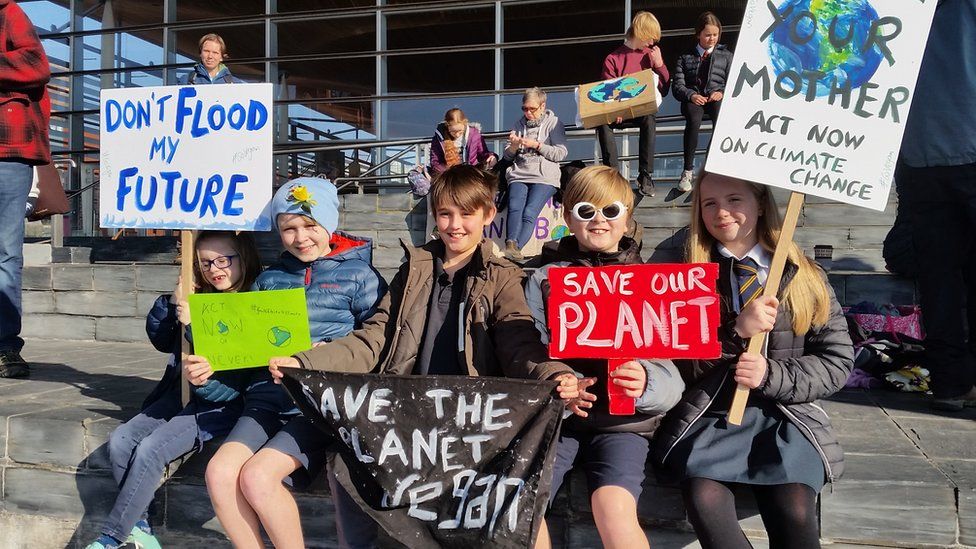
[524,165,684,549]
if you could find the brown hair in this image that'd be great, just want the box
[429,164,498,215]
[626,11,662,43]
[192,231,261,293]
[444,108,468,126]
[685,173,831,334]
[695,12,722,37]
[198,33,227,56]
[562,165,634,218]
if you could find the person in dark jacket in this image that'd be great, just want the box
[0,0,50,378]
[525,166,684,549]
[672,12,733,192]
[205,177,386,549]
[654,173,853,549]
[597,11,671,197]
[84,231,262,549]
[181,33,243,85]
[429,108,497,176]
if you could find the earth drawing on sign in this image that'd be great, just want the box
[587,77,648,103]
[268,326,292,347]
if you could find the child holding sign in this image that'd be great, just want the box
[85,231,261,549]
[268,164,583,547]
[523,166,684,549]
[654,173,853,549]
[204,177,386,549]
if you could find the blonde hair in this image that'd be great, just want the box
[429,164,497,215]
[686,173,831,335]
[562,165,634,216]
[198,33,228,56]
[626,11,662,43]
[444,108,468,126]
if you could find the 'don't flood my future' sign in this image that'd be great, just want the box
[188,288,312,371]
[99,83,274,230]
[706,0,937,211]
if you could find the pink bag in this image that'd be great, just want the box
[847,305,925,341]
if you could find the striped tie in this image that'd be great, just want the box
[733,257,763,308]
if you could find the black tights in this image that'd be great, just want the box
[681,478,820,549]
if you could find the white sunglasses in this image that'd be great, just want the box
[570,201,628,222]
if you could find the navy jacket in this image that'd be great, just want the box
[672,44,733,103]
[240,231,388,413]
[142,295,246,440]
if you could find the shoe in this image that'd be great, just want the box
[931,387,976,412]
[84,535,122,549]
[127,524,162,549]
[638,172,655,197]
[0,351,29,378]
[505,240,524,261]
[677,170,695,192]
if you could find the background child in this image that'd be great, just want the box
[84,231,261,549]
[269,164,583,547]
[672,12,732,192]
[524,166,684,549]
[654,173,853,548]
[597,11,671,197]
[205,177,386,549]
[429,107,497,176]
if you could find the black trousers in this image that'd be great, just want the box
[596,114,657,176]
[681,100,722,171]
[895,161,976,398]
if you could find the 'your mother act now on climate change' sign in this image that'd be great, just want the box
[707,0,937,211]
[99,83,274,230]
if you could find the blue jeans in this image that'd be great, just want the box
[103,397,203,540]
[0,161,32,353]
[506,182,557,248]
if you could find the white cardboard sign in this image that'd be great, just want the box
[99,83,274,230]
[706,0,937,211]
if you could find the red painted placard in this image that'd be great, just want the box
[547,263,722,360]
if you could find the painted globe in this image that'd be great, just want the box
[768,0,884,97]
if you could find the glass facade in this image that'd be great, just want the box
[22,0,745,236]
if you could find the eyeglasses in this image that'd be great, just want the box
[198,254,237,271]
[521,104,543,113]
[571,201,628,222]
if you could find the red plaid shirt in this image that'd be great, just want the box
[0,0,50,165]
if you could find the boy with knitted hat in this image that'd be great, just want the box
[206,177,387,549]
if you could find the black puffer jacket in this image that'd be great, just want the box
[672,44,733,103]
[653,252,854,482]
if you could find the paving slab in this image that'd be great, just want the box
[961,489,976,547]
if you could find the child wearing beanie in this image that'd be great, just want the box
[205,177,387,548]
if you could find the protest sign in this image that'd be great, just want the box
[189,288,312,371]
[426,196,568,257]
[546,264,721,360]
[576,69,660,129]
[99,83,274,230]
[706,0,937,211]
[281,371,563,549]
[705,0,937,424]
[547,264,721,415]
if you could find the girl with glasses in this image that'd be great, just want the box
[503,86,568,260]
[524,166,684,549]
[85,231,261,549]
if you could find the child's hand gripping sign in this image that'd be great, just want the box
[547,264,721,414]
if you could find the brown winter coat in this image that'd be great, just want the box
[294,239,572,381]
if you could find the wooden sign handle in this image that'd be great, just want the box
[727,192,804,425]
[180,230,197,407]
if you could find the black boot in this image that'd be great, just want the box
[0,351,29,378]
[637,172,655,197]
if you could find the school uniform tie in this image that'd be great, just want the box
[733,257,763,309]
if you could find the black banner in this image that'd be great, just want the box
[282,371,564,548]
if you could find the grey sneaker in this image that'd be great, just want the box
[638,172,655,197]
[505,240,523,261]
[0,351,29,378]
[932,387,976,411]
[677,170,695,192]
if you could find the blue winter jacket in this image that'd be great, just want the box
[240,231,388,413]
[180,63,244,85]
[142,295,246,440]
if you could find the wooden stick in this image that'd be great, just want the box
[180,230,196,407]
[727,191,804,425]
